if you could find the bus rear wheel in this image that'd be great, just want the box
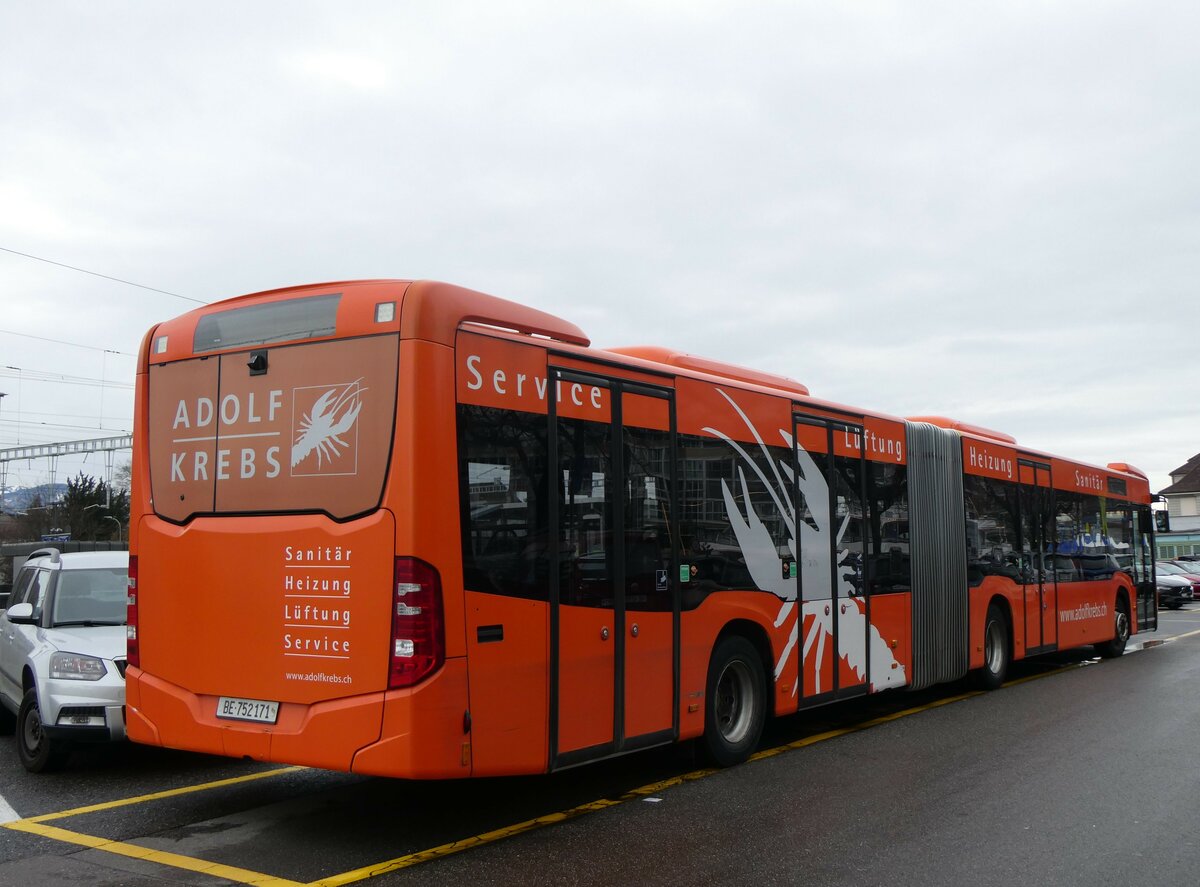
[1095,597,1131,659]
[703,635,766,767]
[975,604,1009,691]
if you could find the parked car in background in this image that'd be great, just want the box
[1157,572,1194,610]
[0,548,129,772]
[1156,561,1200,597]
[1166,560,1200,583]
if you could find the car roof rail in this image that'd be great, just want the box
[26,547,62,564]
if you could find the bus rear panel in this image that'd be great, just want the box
[127,281,473,777]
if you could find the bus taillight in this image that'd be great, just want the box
[127,556,140,668]
[389,557,445,688]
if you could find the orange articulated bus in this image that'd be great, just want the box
[125,280,1157,777]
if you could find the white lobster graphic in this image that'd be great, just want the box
[291,380,366,470]
[702,389,905,695]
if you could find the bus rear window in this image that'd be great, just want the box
[148,334,398,521]
[193,294,340,353]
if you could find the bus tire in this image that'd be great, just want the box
[975,603,1009,691]
[703,634,766,767]
[1095,596,1131,659]
[17,690,67,773]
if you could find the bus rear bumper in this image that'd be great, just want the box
[125,659,471,777]
[350,661,473,779]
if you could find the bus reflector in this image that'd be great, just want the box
[127,556,140,668]
[389,557,445,688]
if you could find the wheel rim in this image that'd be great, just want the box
[984,619,1004,674]
[22,703,43,755]
[714,659,756,744]
[1115,608,1130,643]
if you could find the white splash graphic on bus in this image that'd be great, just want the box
[291,380,366,470]
[702,389,905,695]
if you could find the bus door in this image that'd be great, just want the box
[793,414,870,702]
[1132,506,1157,632]
[1019,459,1058,654]
[549,369,678,768]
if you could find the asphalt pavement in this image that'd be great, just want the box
[1,608,1197,886]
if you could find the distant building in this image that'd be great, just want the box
[1157,454,1200,558]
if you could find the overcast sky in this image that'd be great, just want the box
[1,1,1197,499]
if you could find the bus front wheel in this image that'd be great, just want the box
[1095,597,1131,659]
[703,635,766,767]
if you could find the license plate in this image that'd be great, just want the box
[216,696,279,724]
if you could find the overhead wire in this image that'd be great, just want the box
[0,424,121,440]
[0,245,205,304]
[0,246,171,484]
[1,367,135,390]
[0,328,136,356]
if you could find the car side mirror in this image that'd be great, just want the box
[5,602,34,624]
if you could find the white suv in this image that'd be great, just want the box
[0,548,129,772]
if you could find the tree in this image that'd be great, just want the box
[0,513,21,543]
[59,473,130,542]
[113,460,132,493]
[15,493,57,541]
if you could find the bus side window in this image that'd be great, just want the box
[869,462,910,593]
[458,404,551,602]
[963,474,1020,585]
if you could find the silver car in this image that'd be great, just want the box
[0,548,128,772]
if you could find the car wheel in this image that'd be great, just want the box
[975,603,1010,690]
[17,689,67,773]
[1166,600,1183,610]
[703,635,766,767]
[1095,596,1130,659]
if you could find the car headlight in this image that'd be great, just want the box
[49,652,108,681]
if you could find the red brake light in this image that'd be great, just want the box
[389,557,445,689]
[126,555,140,668]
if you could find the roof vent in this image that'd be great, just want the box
[604,345,809,396]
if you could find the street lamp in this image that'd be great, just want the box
[84,503,123,544]
[8,504,59,544]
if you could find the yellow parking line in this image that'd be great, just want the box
[21,765,306,824]
[306,801,616,885]
[751,689,985,763]
[305,769,730,887]
[5,819,304,886]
